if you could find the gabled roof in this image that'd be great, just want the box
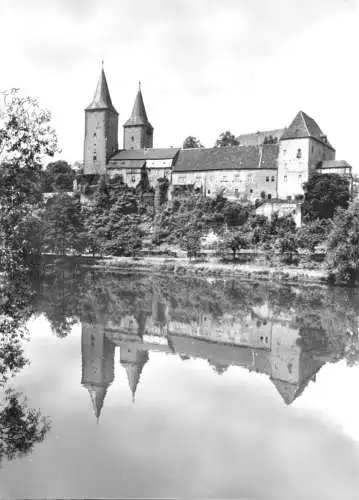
[173,145,279,173]
[281,111,334,149]
[109,148,179,162]
[86,68,117,113]
[124,88,153,128]
[317,160,351,169]
[237,129,284,146]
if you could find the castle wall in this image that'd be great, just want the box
[308,138,335,171]
[172,169,277,202]
[123,125,153,150]
[84,111,107,175]
[277,138,310,199]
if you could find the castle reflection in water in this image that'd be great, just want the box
[81,283,329,419]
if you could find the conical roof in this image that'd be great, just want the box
[122,351,148,402]
[84,384,108,420]
[86,68,117,112]
[124,86,152,128]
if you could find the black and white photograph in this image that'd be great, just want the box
[0,0,358,499]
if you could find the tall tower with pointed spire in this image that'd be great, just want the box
[81,322,116,421]
[84,65,119,175]
[123,83,153,150]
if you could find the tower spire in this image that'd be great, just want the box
[86,66,117,112]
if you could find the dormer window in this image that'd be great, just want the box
[297,148,302,159]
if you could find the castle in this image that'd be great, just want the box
[84,67,352,202]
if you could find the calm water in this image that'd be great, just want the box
[2,264,359,499]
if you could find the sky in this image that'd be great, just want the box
[0,0,358,170]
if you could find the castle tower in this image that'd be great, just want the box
[84,65,119,175]
[123,83,153,150]
[277,111,335,200]
[120,346,149,402]
[81,322,116,421]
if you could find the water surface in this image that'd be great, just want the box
[1,265,359,499]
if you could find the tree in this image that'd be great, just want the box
[214,131,239,148]
[42,194,85,256]
[42,160,75,192]
[302,172,350,220]
[0,388,51,466]
[219,230,250,261]
[0,89,58,270]
[326,203,359,284]
[182,136,204,149]
[180,226,202,260]
[296,219,332,253]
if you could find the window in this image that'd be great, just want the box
[250,189,253,193]
[93,132,97,138]
[287,195,292,201]
[298,174,302,182]
[132,176,136,182]
[283,149,287,155]
[266,176,269,182]
[234,175,240,182]
[267,194,272,200]
[271,176,275,182]
[131,136,135,141]
[311,145,314,153]
[93,152,97,161]
[235,188,239,197]
[207,189,211,195]
[297,148,302,159]
[284,175,287,183]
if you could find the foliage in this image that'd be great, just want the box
[276,235,298,264]
[0,89,58,170]
[263,135,278,144]
[41,160,75,192]
[0,388,51,466]
[42,194,85,256]
[296,218,332,253]
[180,226,202,260]
[214,131,239,148]
[0,89,58,270]
[182,136,204,149]
[302,172,350,220]
[219,229,250,261]
[326,203,359,284]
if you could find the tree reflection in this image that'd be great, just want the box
[0,266,52,466]
[0,388,51,466]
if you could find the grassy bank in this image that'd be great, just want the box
[76,255,329,286]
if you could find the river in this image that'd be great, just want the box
[1,263,359,499]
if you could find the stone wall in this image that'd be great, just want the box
[172,169,277,202]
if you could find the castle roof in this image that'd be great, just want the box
[237,129,284,146]
[124,87,153,128]
[83,384,108,420]
[173,144,279,173]
[109,148,179,162]
[281,111,334,149]
[86,68,117,113]
[317,160,351,170]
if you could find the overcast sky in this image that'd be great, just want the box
[1,0,358,170]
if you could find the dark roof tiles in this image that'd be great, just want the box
[173,145,278,172]
[86,68,117,112]
[109,148,179,162]
[124,88,152,128]
[281,111,334,149]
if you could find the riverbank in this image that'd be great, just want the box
[79,255,329,285]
